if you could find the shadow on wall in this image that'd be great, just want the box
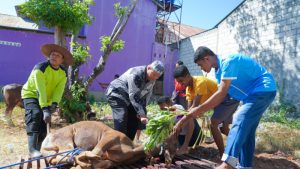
[226,0,300,109]
[179,38,203,76]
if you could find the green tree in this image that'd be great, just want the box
[19,0,94,46]
[19,0,139,122]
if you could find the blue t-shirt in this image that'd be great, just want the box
[215,54,276,101]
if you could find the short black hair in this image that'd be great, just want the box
[173,65,190,78]
[194,46,216,63]
[176,60,184,65]
[157,96,171,105]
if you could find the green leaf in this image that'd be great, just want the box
[19,0,94,34]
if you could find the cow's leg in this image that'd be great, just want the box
[123,145,146,164]
[75,131,137,167]
[75,134,118,167]
[3,105,15,127]
[17,100,24,108]
[106,144,146,164]
[52,141,77,164]
[91,132,120,155]
[42,132,76,165]
[47,144,76,165]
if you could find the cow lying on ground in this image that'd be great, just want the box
[1,84,23,126]
[41,121,178,168]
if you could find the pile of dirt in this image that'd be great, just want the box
[194,143,300,169]
[254,152,300,169]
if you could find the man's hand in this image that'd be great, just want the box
[49,103,57,114]
[172,115,188,136]
[173,107,198,136]
[173,107,199,136]
[43,108,51,123]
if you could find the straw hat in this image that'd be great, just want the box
[41,44,74,66]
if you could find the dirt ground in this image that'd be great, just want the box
[0,111,300,168]
[195,143,300,169]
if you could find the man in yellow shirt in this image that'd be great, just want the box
[174,65,239,157]
[22,44,73,158]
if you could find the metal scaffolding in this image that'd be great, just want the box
[152,0,183,48]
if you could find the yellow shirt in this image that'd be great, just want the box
[186,76,218,104]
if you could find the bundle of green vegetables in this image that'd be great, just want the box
[144,110,185,152]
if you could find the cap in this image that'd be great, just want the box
[150,60,164,75]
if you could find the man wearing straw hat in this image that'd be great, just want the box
[21,44,73,158]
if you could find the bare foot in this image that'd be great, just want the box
[176,146,189,155]
[215,162,234,169]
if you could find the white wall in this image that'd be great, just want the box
[179,0,300,109]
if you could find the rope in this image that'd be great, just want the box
[192,126,204,149]
[43,148,83,169]
[0,148,81,169]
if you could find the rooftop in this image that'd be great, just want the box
[158,19,205,38]
[0,13,38,30]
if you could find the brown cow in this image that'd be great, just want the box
[1,84,23,126]
[41,121,178,169]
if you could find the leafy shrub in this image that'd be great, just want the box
[60,82,87,123]
[262,102,300,129]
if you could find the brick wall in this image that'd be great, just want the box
[179,0,300,109]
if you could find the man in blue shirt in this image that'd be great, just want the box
[173,46,276,169]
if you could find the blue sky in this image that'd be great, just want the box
[169,0,243,29]
[0,0,243,30]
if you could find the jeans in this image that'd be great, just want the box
[222,91,276,168]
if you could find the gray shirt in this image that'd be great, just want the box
[106,66,155,117]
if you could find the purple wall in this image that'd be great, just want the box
[0,0,177,96]
[0,29,84,85]
[0,30,59,84]
[151,42,178,95]
[83,0,157,91]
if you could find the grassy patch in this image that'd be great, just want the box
[91,102,112,118]
[0,105,27,166]
[262,102,300,129]
[256,122,300,158]
[0,102,5,109]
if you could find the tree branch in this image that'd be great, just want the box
[84,0,138,89]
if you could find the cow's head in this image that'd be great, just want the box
[147,134,178,165]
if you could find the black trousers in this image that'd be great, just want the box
[23,98,47,138]
[107,96,141,140]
